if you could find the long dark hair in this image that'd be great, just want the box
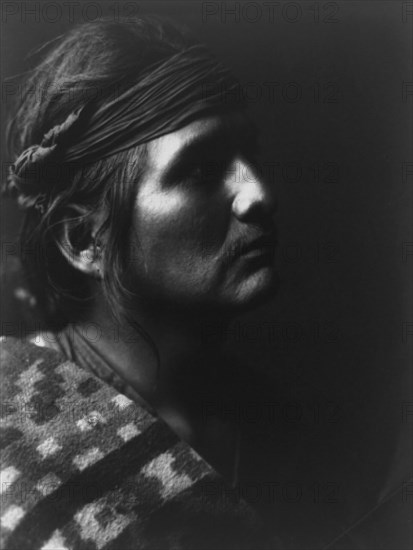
[5,16,195,330]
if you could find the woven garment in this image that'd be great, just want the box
[0,337,277,550]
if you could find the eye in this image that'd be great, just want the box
[183,156,231,185]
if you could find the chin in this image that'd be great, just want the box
[228,267,280,312]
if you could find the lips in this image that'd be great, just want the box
[219,233,278,267]
[239,234,278,256]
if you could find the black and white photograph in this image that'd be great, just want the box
[0,1,412,549]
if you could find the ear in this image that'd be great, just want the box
[54,206,104,279]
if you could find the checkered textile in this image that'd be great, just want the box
[0,337,276,549]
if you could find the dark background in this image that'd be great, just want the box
[1,1,412,548]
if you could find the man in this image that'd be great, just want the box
[1,15,280,549]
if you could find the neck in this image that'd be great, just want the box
[75,295,232,416]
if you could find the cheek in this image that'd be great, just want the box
[132,189,230,281]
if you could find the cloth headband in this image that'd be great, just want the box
[8,43,245,208]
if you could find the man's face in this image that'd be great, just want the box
[128,110,278,313]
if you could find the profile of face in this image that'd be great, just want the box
[126,110,279,314]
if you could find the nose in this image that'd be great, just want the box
[230,158,277,223]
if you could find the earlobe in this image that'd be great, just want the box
[78,247,103,278]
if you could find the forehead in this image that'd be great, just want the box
[146,110,254,172]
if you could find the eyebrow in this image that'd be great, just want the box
[162,116,259,182]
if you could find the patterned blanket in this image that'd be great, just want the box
[0,337,278,549]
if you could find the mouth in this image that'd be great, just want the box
[227,233,278,263]
[239,235,278,257]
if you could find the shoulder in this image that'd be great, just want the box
[0,338,275,550]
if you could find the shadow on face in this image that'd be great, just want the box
[126,111,279,314]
